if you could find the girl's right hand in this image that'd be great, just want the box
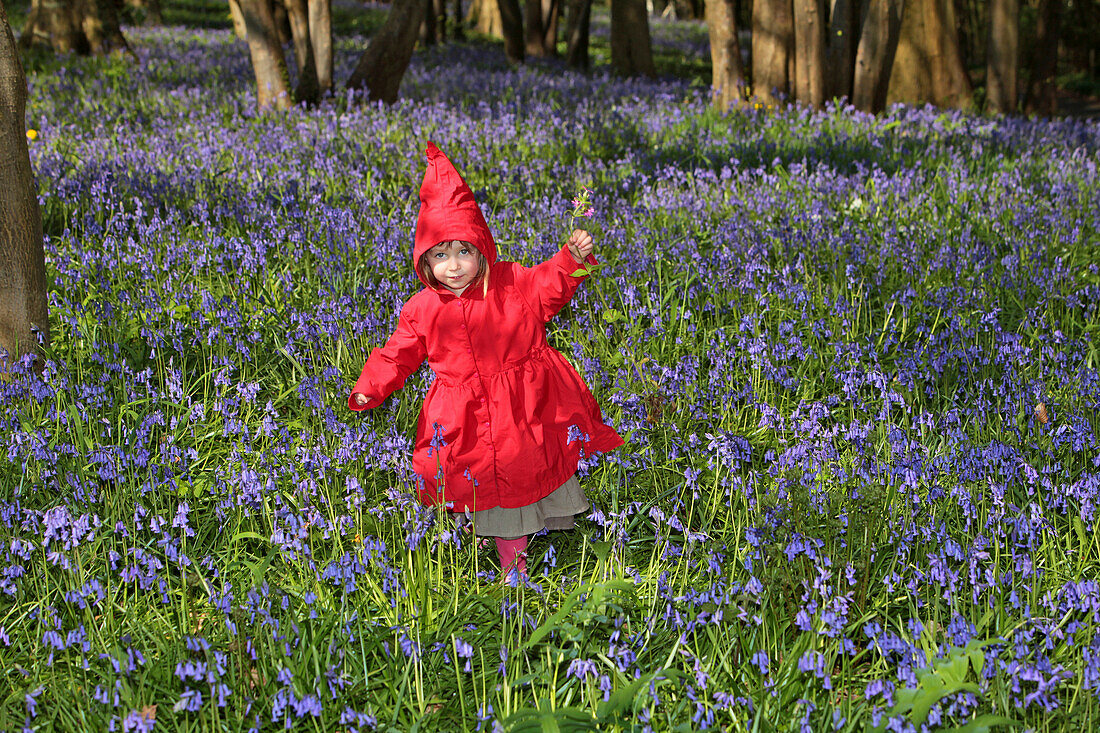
[352,393,368,406]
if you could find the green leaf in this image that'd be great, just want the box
[596,669,688,721]
[602,309,623,323]
[569,268,589,277]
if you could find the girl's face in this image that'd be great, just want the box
[428,240,480,295]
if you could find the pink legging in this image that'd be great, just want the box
[495,536,528,577]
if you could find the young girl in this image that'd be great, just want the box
[348,142,623,579]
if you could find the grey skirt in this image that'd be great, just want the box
[460,475,589,539]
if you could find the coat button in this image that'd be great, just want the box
[480,397,486,403]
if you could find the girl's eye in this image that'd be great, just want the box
[460,248,470,255]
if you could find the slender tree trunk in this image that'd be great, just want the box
[793,0,825,107]
[564,0,592,68]
[240,0,292,110]
[451,0,465,38]
[309,0,333,94]
[285,0,320,103]
[542,0,560,54]
[347,0,425,103]
[705,0,745,110]
[421,0,437,44]
[0,4,50,373]
[498,0,525,62]
[985,0,1018,114]
[852,0,903,112]
[888,0,972,108]
[825,0,859,101]
[752,0,793,103]
[1023,0,1060,116]
[525,0,547,54]
[435,0,448,39]
[229,0,248,38]
[610,0,655,76]
[124,0,163,25]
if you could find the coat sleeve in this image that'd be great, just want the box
[348,303,427,411]
[511,244,599,323]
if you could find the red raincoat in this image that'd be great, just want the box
[349,143,623,512]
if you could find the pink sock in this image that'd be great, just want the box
[495,536,528,578]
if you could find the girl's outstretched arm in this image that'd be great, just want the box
[348,305,427,411]
[512,229,600,323]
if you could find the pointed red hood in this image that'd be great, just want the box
[413,142,497,288]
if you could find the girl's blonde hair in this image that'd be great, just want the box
[419,241,490,296]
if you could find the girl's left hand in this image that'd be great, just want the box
[567,229,594,264]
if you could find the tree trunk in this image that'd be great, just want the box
[285,0,320,103]
[498,0,525,63]
[20,0,84,52]
[21,0,130,55]
[272,0,292,46]
[229,0,248,38]
[751,0,793,103]
[346,0,425,104]
[793,0,825,107]
[705,0,745,110]
[82,0,131,54]
[887,0,972,109]
[610,0,655,76]
[451,0,465,38]
[852,0,903,112]
[240,0,292,110]
[525,0,547,55]
[542,0,560,55]
[125,0,163,25]
[564,0,592,69]
[0,4,51,373]
[1023,0,1060,116]
[469,0,503,37]
[434,0,448,39]
[824,0,859,102]
[421,0,438,44]
[984,0,1017,114]
[309,0,333,94]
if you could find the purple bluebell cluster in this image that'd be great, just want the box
[2,14,1100,730]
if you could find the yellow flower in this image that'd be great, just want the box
[26,129,38,141]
